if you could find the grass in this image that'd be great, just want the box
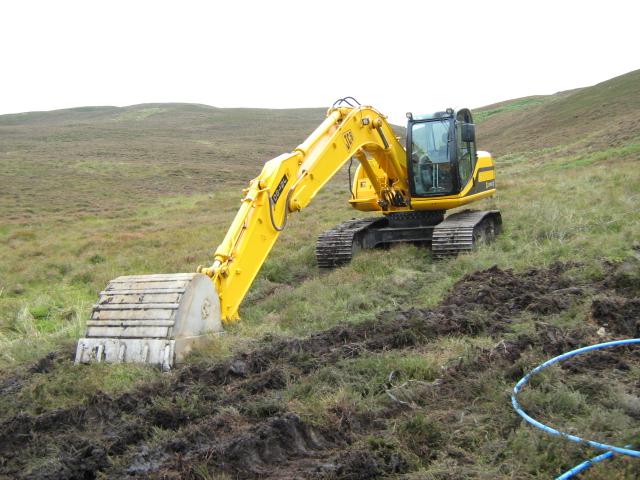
[1,109,639,360]
[14,363,159,414]
[477,69,640,157]
[474,96,550,122]
[1,72,640,477]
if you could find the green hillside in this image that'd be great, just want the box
[477,69,640,156]
[1,71,639,479]
[0,104,325,222]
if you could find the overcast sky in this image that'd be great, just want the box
[1,0,638,125]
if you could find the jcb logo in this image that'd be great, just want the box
[343,130,354,150]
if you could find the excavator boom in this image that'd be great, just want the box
[76,103,413,367]
[199,104,411,321]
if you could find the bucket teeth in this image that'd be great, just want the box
[75,273,222,369]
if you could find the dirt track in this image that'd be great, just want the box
[1,263,638,479]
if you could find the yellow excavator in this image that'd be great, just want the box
[75,98,501,369]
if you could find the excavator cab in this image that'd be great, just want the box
[323,105,500,266]
[407,108,477,197]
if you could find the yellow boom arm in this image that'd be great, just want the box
[198,105,410,322]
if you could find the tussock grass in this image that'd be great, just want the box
[0,297,86,364]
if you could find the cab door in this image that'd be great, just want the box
[455,109,477,189]
[407,118,455,196]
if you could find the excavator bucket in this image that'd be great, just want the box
[75,273,223,370]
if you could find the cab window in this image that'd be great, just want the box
[410,120,452,195]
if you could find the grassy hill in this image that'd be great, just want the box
[476,70,640,158]
[1,71,640,479]
[0,104,326,223]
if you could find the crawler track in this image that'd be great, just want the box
[315,218,382,268]
[431,210,502,258]
[317,210,502,267]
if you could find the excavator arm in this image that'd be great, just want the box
[199,104,410,322]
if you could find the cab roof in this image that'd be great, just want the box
[412,110,454,121]
[410,108,473,123]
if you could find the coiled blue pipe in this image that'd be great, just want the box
[511,338,640,478]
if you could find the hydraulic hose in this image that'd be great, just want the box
[512,338,640,479]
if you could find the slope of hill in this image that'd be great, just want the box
[1,72,639,479]
[477,69,640,156]
[0,104,325,222]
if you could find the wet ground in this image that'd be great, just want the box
[1,262,639,479]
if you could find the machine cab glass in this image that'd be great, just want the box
[409,117,453,196]
[407,109,477,197]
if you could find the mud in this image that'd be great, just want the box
[603,257,640,295]
[2,262,631,479]
[441,263,579,316]
[318,447,410,479]
[28,440,108,480]
[563,349,632,373]
[0,347,73,398]
[591,296,640,337]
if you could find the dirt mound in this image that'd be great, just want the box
[604,257,640,295]
[0,263,596,479]
[591,296,640,336]
[215,263,581,379]
[442,263,580,315]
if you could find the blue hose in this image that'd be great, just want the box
[555,449,616,480]
[511,338,640,478]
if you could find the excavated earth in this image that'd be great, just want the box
[1,262,639,479]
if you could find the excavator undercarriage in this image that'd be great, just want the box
[316,210,502,267]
